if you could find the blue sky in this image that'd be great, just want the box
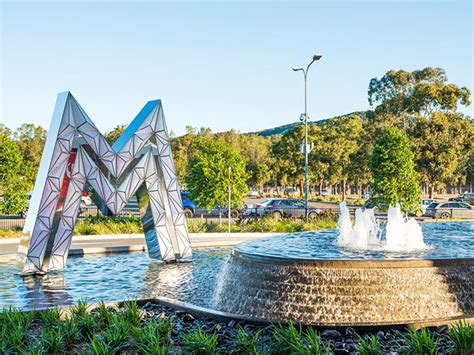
[1,0,472,136]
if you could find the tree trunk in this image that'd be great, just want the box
[299,179,304,198]
[319,178,323,196]
[342,180,347,201]
[428,183,434,199]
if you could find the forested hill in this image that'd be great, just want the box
[253,111,369,137]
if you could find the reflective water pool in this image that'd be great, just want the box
[0,249,229,310]
[237,222,474,260]
[1,222,472,310]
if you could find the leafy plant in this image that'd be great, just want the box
[25,343,48,355]
[398,328,439,355]
[235,327,259,354]
[271,323,305,354]
[70,299,89,320]
[93,301,115,327]
[40,307,62,327]
[90,335,109,355]
[305,327,330,354]
[182,327,218,355]
[357,335,381,355]
[0,306,35,331]
[60,317,82,350]
[39,327,65,354]
[0,323,29,353]
[132,318,174,353]
[77,313,96,339]
[100,316,131,353]
[448,321,474,355]
[121,300,142,326]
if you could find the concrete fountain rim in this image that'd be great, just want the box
[232,249,474,268]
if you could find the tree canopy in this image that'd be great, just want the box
[185,139,248,209]
[370,127,421,212]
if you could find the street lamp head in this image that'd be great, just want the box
[292,67,304,72]
[313,54,322,61]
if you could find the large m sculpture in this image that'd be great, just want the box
[18,92,192,274]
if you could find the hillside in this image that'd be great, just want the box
[252,111,369,137]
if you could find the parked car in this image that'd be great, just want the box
[423,201,474,219]
[180,191,239,218]
[321,190,331,197]
[247,190,262,199]
[80,194,94,209]
[449,193,474,205]
[420,198,437,215]
[363,197,388,210]
[262,199,322,220]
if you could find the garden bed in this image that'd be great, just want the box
[1,299,472,354]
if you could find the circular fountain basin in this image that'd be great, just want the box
[215,222,474,326]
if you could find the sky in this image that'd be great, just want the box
[1,0,472,136]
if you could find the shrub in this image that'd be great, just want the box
[448,321,474,355]
[182,327,218,355]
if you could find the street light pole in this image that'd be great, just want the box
[292,54,322,221]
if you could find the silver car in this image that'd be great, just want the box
[424,202,474,219]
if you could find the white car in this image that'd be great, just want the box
[80,195,94,208]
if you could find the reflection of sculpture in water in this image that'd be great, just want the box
[143,260,194,300]
[21,273,74,310]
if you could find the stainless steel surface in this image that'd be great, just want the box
[18,92,191,273]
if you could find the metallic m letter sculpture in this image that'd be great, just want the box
[18,92,192,274]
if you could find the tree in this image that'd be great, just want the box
[105,124,127,145]
[13,123,47,182]
[370,127,421,212]
[317,115,363,199]
[410,113,474,197]
[185,140,248,209]
[0,133,32,214]
[369,67,470,118]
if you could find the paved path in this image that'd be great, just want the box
[0,233,277,256]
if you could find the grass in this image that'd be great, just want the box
[181,326,218,354]
[448,321,474,355]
